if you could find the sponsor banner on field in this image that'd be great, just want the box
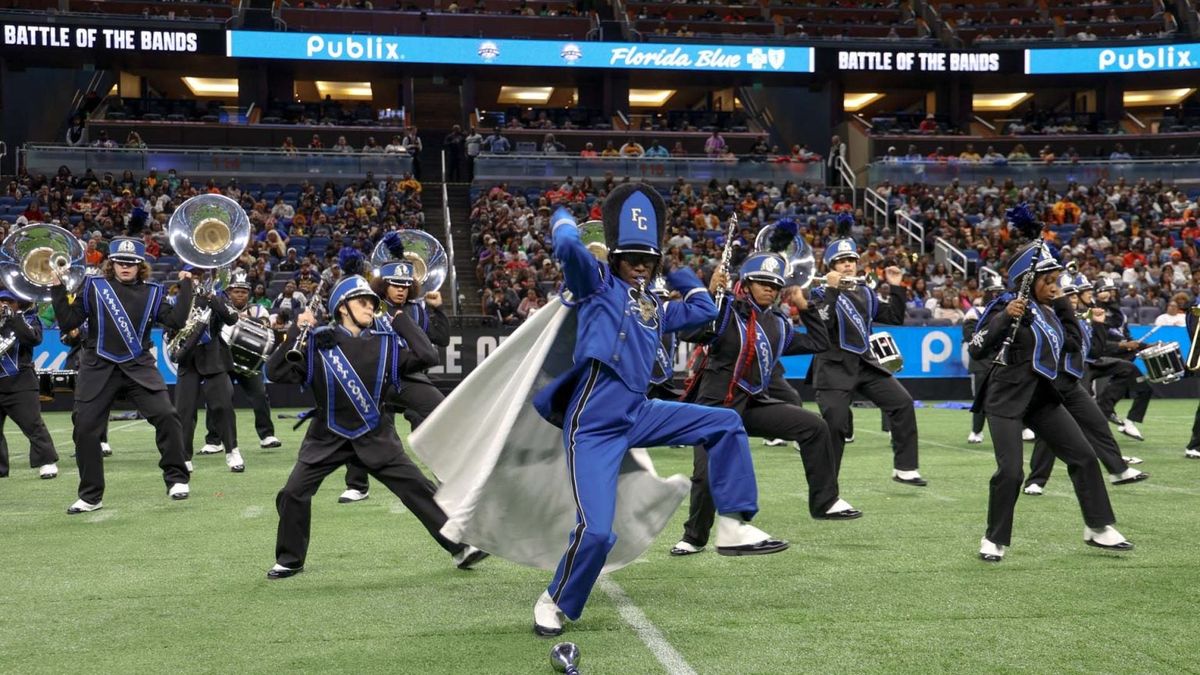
[1025,43,1200,74]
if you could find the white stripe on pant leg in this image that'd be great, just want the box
[551,362,601,604]
[599,578,697,675]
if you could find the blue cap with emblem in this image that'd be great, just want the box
[328,275,379,316]
[378,261,415,286]
[823,238,859,266]
[602,182,666,257]
[1005,242,1062,291]
[1057,271,1079,295]
[739,252,787,288]
[1093,276,1117,294]
[227,270,251,291]
[109,237,146,264]
[1074,273,1093,292]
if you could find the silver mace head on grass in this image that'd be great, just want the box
[549,642,581,674]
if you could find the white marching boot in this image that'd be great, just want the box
[534,591,565,637]
[979,537,1006,562]
[715,515,789,556]
[1084,526,1133,550]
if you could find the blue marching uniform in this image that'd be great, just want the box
[532,208,762,622]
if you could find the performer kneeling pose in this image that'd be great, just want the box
[264,275,486,579]
[530,186,786,637]
[1023,272,1148,495]
[0,290,59,480]
[50,238,193,513]
[670,252,861,556]
[969,242,1132,562]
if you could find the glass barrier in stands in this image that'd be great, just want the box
[868,158,1200,187]
[474,154,824,184]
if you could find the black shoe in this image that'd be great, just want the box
[979,553,1003,563]
[533,623,564,638]
[892,475,929,487]
[1112,472,1149,485]
[266,565,304,579]
[717,539,789,556]
[1085,539,1134,551]
[815,508,863,520]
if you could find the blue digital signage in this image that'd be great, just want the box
[1025,43,1200,75]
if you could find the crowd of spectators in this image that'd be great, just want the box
[875,140,1200,163]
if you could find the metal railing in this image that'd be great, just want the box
[473,154,824,185]
[895,210,926,253]
[863,186,889,231]
[835,154,857,204]
[934,236,968,279]
[441,150,459,316]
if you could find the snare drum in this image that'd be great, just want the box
[869,332,904,373]
[1138,341,1184,384]
[37,370,77,402]
[226,319,275,377]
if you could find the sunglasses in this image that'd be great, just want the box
[620,253,660,268]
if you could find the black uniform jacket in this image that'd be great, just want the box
[383,299,449,386]
[969,295,1076,418]
[807,285,906,390]
[176,292,239,377]
[0,311,43,394]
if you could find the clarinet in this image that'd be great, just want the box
[993,246,1044,367]
[284,279,327,363]
[711,213,739,308]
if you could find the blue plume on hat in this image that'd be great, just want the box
[1005,203,1040,238]
[382,231,406,259]
[767,217,798,253]
[835,211,855,237]
[339,248,363,277]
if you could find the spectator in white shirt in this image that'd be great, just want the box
[1154,300,1187,326]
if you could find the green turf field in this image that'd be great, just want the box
[2,403,1198,674]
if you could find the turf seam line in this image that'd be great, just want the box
[598,577,697,675]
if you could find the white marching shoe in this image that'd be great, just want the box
[168,483,190,500]
[967,432,984,444]
[1111,467,1149,485]
[1122,455,1144,465]
[763,438,787,447]
[1021,428,1036,441]
[198,443,224,455]
[534,591,565,637]
[818,497,863,520]
[226,449,245,473]
[714,515,788,556]
[669,540,705,556]
[1117,420,1144,441]
[100,442,112,457]
[337,489,369,504]
[1084,526,1133,550]
[1023,483,1044,495]
[453,545,489,570]
[185,460,194,474]
[66,498,102,514]
[39,463,58,479]
[1186,448,1200,459]
[892,469,928,486]
[260,436,282,449]
[979,537,1006,562]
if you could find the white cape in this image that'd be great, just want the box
[409,298,689,572]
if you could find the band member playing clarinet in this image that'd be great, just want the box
[809,233,925,486]
[264,275,486,579]
[670,251,862,556]
[530,185,785,638]
[50,237,193,513]
[969,240,1132,562]
[0,290,59,480]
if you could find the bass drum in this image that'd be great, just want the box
[224,319,275,377]
[38,370,77,402]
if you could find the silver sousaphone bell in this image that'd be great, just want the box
[753,222,815,287]
[168,194,252,269]
[370,229,448,293]
[0,222,87,302]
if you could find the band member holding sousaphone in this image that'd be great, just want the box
[263,274,486,580]
[49,236,193,513]
[809,224,925,486]
[669,251,862,557]
[1089,276,1152,441]
[0,289,59,480]
[339,234,450,504]
[199,270,281,455]
[1022,272,1148,495]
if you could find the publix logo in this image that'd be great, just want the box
[1097,45,1193,71]
[560,43,582,63]
[478,41,500,62]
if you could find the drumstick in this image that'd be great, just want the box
[1138,325,1163,344]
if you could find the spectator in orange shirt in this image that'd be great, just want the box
[579,142,598,158]
[84,239,104,266]
[1051,197,1081,224]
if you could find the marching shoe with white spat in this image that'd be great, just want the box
[1021,428,1036,442]
[198,443,223,455]
[260,436,282,449]
[337,489,369,504]
[715,515,788,556]
[843,435,855,444]
[266,563,303,580]
[226,449,245,473]
[979,537,1006,562]
[184,460,194,474]
[967,432,984,444]
[533,591,565,637]
[1118,420,1144,441]
[100,442,112,457]
[1084,526,1133,551]
[763,438,787,447]
[168,483,190,500]
[1122,455,1144,465]
[892,469,928,486]
[669,540,705,556]
[816,497,863,520]
[452,545,489,569]
[66,499,102,514]
[1186,448,1200,459]
[1110,467,1149,485]
[1023,483,1044,496]
[38,463,58,479]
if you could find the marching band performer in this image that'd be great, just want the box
[49,237,193,513]
[1186,298,1200,459]
[963,268,1004,444]
[0,290,59,480]
[969,242,1131,562]
[646,276,684,402]
[530,185,786,638]
[1023,273,1148,494]
[1089,277,1151,441]
[669,251,861,557]
[63,326,112,456]
[200,271,281,454]
[340,239,449,504]
[264,275,486,579]
[809,236,925,485]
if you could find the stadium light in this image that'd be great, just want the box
[1123,88,1196,107]
[629,89,676,107]
[972,92,1032,112]
[843,92,885,112]
[498,86,555,105]
[182,77,239,97]
[314,81,374,100]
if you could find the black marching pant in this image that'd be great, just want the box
[275,441,464,568]
[985,382,1116,546]
[344,381,444,492]
[0,389,59,474]
[1090,360,1151,423]
[1189,400,1200,451]
[73,372,189,503]
[206,372,275,444]
[816,370,919,473]
[681,400,841,547]
[1026,381,1130,488]
[175,368,236,459]
[970,372,987,434]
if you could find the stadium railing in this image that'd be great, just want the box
[895,209,925,254]
[441,150,459,315]
[868,158,1200,187]
[934,236,969,279]
[472,154,824,185]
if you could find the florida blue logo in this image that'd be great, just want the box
[560,43,582,63]
[478,41,500,61]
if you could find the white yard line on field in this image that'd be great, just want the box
[598,577,698,675]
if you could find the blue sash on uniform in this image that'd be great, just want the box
[92,279,158,363]
[835,292,870,355]
[1029,303,1063,380]
[651,333,676,385]
[319,339,387,439]
[733,311,788,395]
[0,340,18,378]
[1063,317,1091,378]
[1080,319,1096,365]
